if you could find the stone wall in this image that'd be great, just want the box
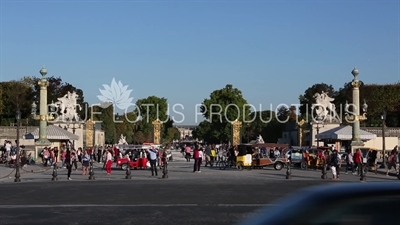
[361,127,400,137]
[0,126,37,142]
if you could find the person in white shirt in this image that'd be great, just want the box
[146,147,158,176]
[198,148,204,168]
[5,141,11,157]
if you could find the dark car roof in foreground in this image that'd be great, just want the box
[236,182,400,225]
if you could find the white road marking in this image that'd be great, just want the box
[0,204,276,208]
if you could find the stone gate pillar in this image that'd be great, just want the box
[152,119,163,144]
[297,119,305,147]
[231,119,242,146]
[85,119,95,148]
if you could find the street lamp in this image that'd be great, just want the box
[380,110,387,168]
[65,117,81,149]
[310,120,324,147]
[15,108,21,182]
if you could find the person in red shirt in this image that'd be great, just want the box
[193,145,200,173]
[353,149,362,176]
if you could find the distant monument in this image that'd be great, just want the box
[53,91,82,122]
[255,135,265,144]
[313,91,340,123]
[118,134,127,145]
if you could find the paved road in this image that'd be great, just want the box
[0,158,398,225]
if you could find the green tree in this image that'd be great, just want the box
[200,84,250,142]
[164,127,181,143]
[132,131,148,144]
[162,117,174,142]
[0,85,3,116]
[98,105,117,144]
[135,96,169,136]
[244,110,287,143]
[0,80,34,125]
[192,121,218,143]
[336,82,400,126]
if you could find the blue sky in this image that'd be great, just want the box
[1,0,399,125]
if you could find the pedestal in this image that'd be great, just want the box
[351,141,364,153]
[35,139,51,146]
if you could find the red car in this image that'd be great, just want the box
[116,157,149,170]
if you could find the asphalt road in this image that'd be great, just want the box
[0,158,398,225]
[0,179,331,225]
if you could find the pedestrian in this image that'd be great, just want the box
[353,149,362,176]
[77,147,82,164]
[204,144,211,167]
[97,147,102,163]
[193,145,201,173]
[61,150,66,168]
[385,151,397,176]
[147,147,158,176]
[198,147,204,172]
[105,149,113,175]
[345,150,354,175]
[81,150,90,176]
[185,145,191,162]
[71,150,78,170]
[65,149,72,180]
[330,150,340,180]
[43,147,50,167]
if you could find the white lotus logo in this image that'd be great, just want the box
[97,78,134,110]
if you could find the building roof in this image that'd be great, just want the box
[316,126,376,140]
[24,125,79,140]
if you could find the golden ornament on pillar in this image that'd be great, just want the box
[231,119,242,146]
[152,119,163,144]
[85,119,95,147]
[297,119,305,147]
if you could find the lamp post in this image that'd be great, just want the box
[311,120,324,147]
[345,68,368,181]
[286,154,291,179]
[65,118,81,149]
[380,110,387,168]
[162,144,169,178]
[14,108,21,182]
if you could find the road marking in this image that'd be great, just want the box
[0,204,276,208]
[217,204,277,207]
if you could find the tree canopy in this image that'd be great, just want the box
[199,84,250,142]
[135,96,168,131]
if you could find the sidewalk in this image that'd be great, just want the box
[0,164,52,181]
[375,167,399,177]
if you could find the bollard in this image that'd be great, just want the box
[125,165,131,179]
[162,163,168,178]
[285,161,291,179]
[360,164,366,181]
[14,163,21,182]
[321,161,327,179]
[162,151,168,178]
[89,160,95,180]
[51,165,58,181]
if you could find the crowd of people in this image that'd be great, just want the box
[179,142,399,180]
[0,140,34,167]
[2,139,399,180]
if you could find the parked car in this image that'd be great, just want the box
[236,182,400,225]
